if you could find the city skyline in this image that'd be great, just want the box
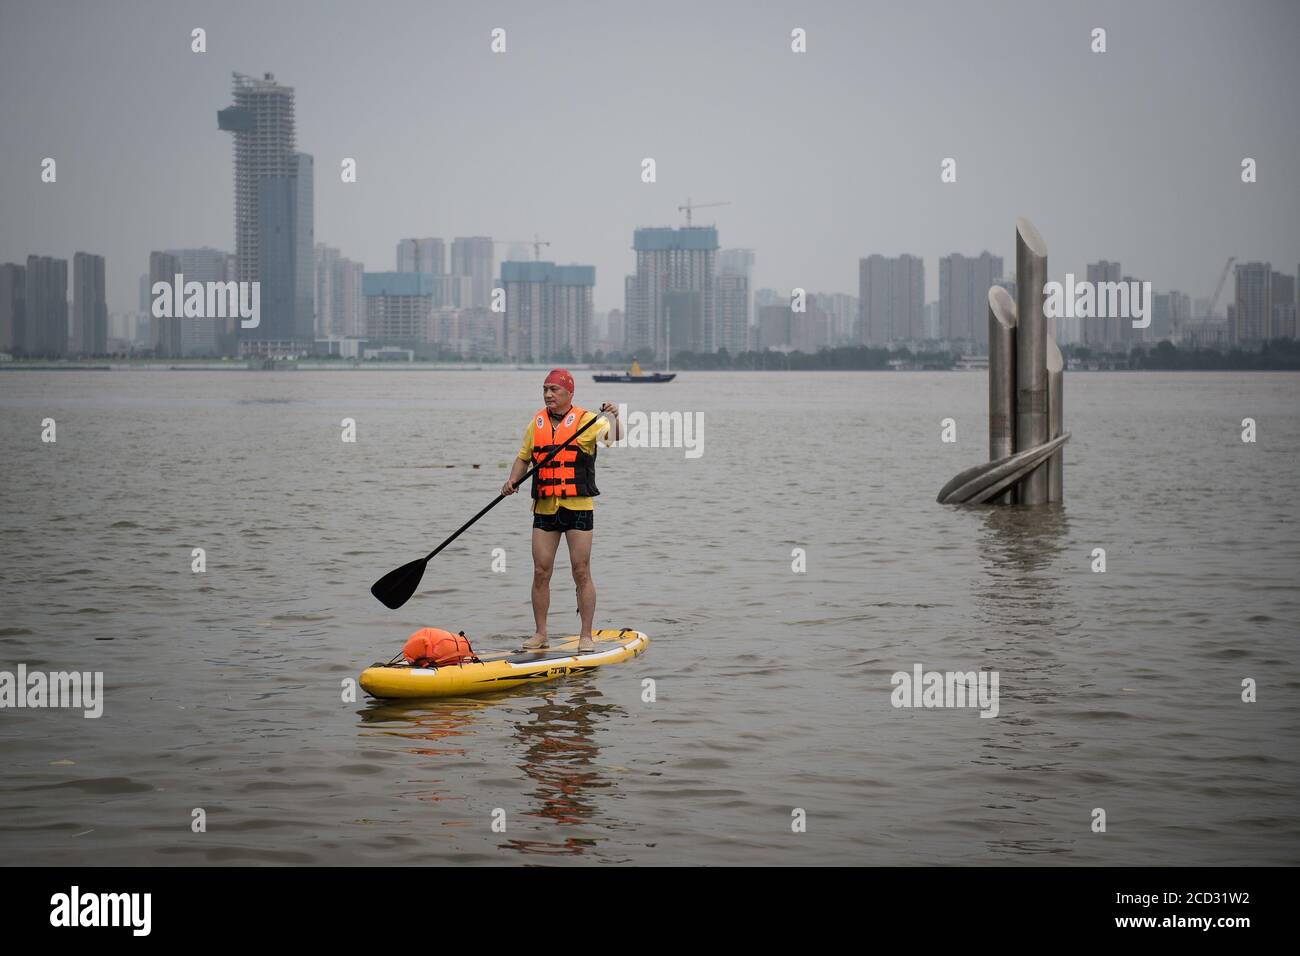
[0,235,1292,358]
[2,0,1298,319]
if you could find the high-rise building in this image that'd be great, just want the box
[1270,271,1296,341]
[718,248,755,278]
[715,273,749,355]
[1152,293,1173,342]
[431,274,475,310]
[166,248,230,278]
[549,266,595,362]
[1231,262,1273,346]
[1119,274,1145,347]
[923,300,940,341]
[137,273,152,346]
[338,258,364,337]
[107,311,137,349]
[362,272,434,345]
[428,307,457,354]
[292,153,314,343]
[501,261,595,362]
[625,226,718,357]
[218,73,314,354]
[149,252,182,357]
[792,301,830,353]
[450,237,494,309]
[754,288,784,312]
[939,252,1003,348]
[758,304,792,350]
[717,248,755,351]
[858,254,923,345]
[24,256,68,357]
[463,306,504,359]
[314,244,363,338]
[72,252,107,356]
[1152,290,1192,342]
[1172,290,1192,340]
[1,263,27,354]
[218,72,296,289]
[814,293,859,345]
[165,247,230,356]
[314,244,338,337]
[1083,260,1123,349]
[606,309,624,352]
[397,238,445,276]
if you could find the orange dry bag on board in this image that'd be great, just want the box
[402,628,476,667]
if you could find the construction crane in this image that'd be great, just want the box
[1204,256,1236,320]
[678,197,730,227]
[494,235,551,261]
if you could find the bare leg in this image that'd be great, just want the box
[566,528,595,651]
[526,527,562,649]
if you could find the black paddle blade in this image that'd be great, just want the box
[371,557,428,610]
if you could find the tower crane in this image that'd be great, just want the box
[678,198,730,227]
[494,235,551,261]
[1204,256,1236,320]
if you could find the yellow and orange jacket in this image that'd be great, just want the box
[517,406,611,514]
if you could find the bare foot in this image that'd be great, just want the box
[577,636,596,653]
[521,633,549,651]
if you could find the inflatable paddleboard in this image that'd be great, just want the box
[359,627,649,700]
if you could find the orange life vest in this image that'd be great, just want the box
[530,405,599,499]
[402,627,476,667]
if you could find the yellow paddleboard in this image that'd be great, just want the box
[359,628,649,700]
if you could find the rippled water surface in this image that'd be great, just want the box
[1,369,1297,865]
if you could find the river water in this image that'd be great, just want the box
[1,368,1297,865]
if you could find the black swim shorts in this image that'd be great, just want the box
[532,507,593,532]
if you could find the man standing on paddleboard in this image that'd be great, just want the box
[501,369,621,653]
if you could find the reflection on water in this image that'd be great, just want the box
[512,684,619,829]
[971,504,1083,858]
[356,675,626,858]
[976,504,1071,610]
[358,699,487,759]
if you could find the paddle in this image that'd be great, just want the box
[370,409,610,609]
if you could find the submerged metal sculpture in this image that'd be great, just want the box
[938,218,1069,505]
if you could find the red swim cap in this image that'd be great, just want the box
[544,368,574,394]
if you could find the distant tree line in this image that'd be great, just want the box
[1125,338,1300,370]
[584,345,959,370]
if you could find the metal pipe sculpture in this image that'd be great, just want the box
[1015,218,1050,505]
[938,217,1069,505]
[987,286,1018,505]
[1047,334,1064,503]
[937,433,1071,505]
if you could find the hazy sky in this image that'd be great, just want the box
[2,0,1298,315]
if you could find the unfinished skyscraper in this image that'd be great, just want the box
[625,226,718,358]
[217,72,314,354]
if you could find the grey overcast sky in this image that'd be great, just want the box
[1,0,1297,315]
